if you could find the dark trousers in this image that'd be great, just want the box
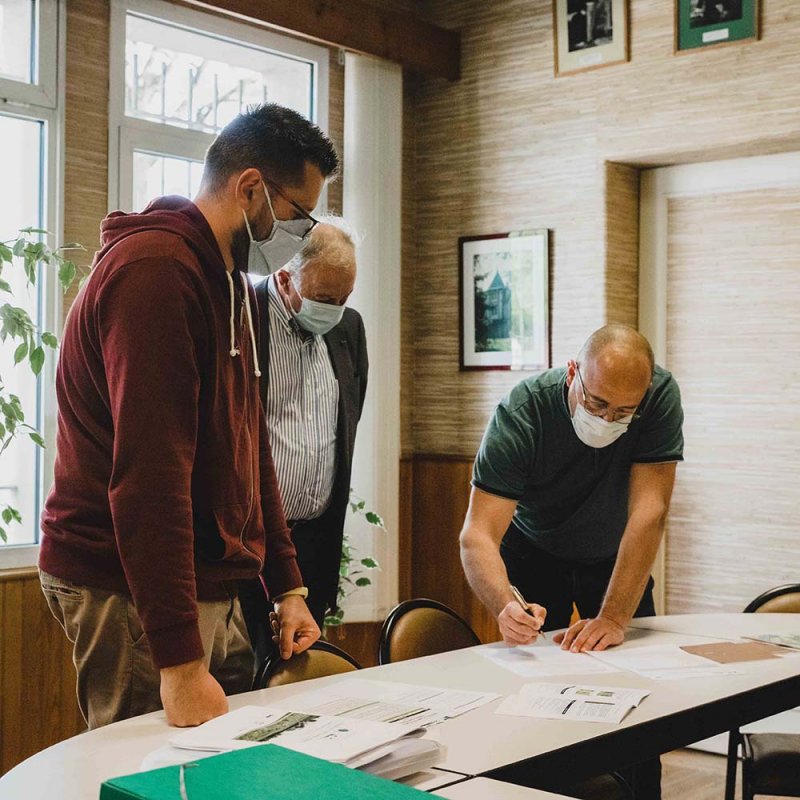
[500,523,661,799]
[238,519,331,668]
[500,523,656,631]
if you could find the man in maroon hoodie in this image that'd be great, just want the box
[39,104,338,729]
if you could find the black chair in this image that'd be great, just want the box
[725,584,800,800]
[378,598,480,665]
[254,639,361,689]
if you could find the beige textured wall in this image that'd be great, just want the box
[407,0,800,456]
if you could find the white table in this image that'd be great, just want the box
[2,613,798,799]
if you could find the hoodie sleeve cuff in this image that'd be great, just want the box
[147,619,205,669]
[262,556,304,601]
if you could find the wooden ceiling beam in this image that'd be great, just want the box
[180,0,461,81]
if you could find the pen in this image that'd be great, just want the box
[509,584,546,638]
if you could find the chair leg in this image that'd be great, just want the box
[724,729,739,800]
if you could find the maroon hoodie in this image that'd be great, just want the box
[40,196,301,669]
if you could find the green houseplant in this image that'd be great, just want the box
[323,490,384,628]
[0,228,84,542]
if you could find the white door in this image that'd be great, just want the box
[640,152,800,613]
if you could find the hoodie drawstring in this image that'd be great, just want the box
[225,271,240,358]
[241,273,261,378]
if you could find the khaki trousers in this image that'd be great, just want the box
[40,570,255,729]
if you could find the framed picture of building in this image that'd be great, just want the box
[459,230,550,371]
[552,0,629,77]
[675,0,759,52]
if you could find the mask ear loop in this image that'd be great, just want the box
[241,208,255,242]
[262,181,278,223]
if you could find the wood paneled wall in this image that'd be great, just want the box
[0,570,85,774]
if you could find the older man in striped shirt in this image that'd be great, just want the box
[241,218,368,654]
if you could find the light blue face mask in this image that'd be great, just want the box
[290,279,346,335]
[242,182,314,276]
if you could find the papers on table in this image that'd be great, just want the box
[271,678,499,728]
[479,642,621,678]
[744,632,800,651]
[496,683,650,724]
[589,644,742,680]
[170,705,425,766]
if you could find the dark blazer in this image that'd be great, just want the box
[254,279,369,611]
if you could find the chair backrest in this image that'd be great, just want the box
[743,583,800,614]
[254,640,361,689]
[378,598,481,665]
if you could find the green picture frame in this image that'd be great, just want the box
[675,0,759,52]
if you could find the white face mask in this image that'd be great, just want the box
[571,401,631,449]
[290,278,345,335]
[242,182,314,276]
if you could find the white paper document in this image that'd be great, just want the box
[479,642,620,678]
[589,644,742,680]
[170,705,424,765]
[272,678,499,728]
[496,682,650,724]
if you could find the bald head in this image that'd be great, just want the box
[283,216,357,305]
[568,325,655,420]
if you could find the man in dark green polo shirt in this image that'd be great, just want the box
[460,324,683,653]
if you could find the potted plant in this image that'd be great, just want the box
[0,228,84,541]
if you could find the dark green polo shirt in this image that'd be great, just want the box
[472,366,684,562]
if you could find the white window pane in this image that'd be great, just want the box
[0,0,35,83]
[132,150,202,210]
[0,114,44,546]
[125,13,313,134]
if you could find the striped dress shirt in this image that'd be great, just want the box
[264,276,339,521]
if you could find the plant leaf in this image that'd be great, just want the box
[29,346,45,375]
[364,511,384,527]
[0,278,11,293]
[0,525,6,543]
[360,557,379,569]
[0,243,13,263]
[58,260,77,289]
[355,577,371,587]
[28,431,46,447]
[13,341,28,364]
[19,227,48,234]
[41,331,58,348]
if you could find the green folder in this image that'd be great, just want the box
[99,744,431,799]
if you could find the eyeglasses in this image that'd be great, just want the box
[263,175,319,238]
[575,366,641,424]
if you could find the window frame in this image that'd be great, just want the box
[0,0,59,108]
[108,0,330,212]
[0,0,65,568]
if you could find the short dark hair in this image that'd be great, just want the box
[202,103,339,193]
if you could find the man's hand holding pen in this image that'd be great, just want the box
[498,584,547,646]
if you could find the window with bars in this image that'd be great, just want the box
[0,0,61,563]
[110,0,329,212]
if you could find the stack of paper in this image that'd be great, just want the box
[170,705,427,768]
[496,683,650,724]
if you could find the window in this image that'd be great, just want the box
[0,0,62,564]
[109,0,329,211]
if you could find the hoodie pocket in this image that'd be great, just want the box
[210,502,252,560]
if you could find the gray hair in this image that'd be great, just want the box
[284,214,359,276]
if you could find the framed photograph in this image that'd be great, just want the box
[459,230,550,372]
[552,0,629,77]
[675,0,759,52]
